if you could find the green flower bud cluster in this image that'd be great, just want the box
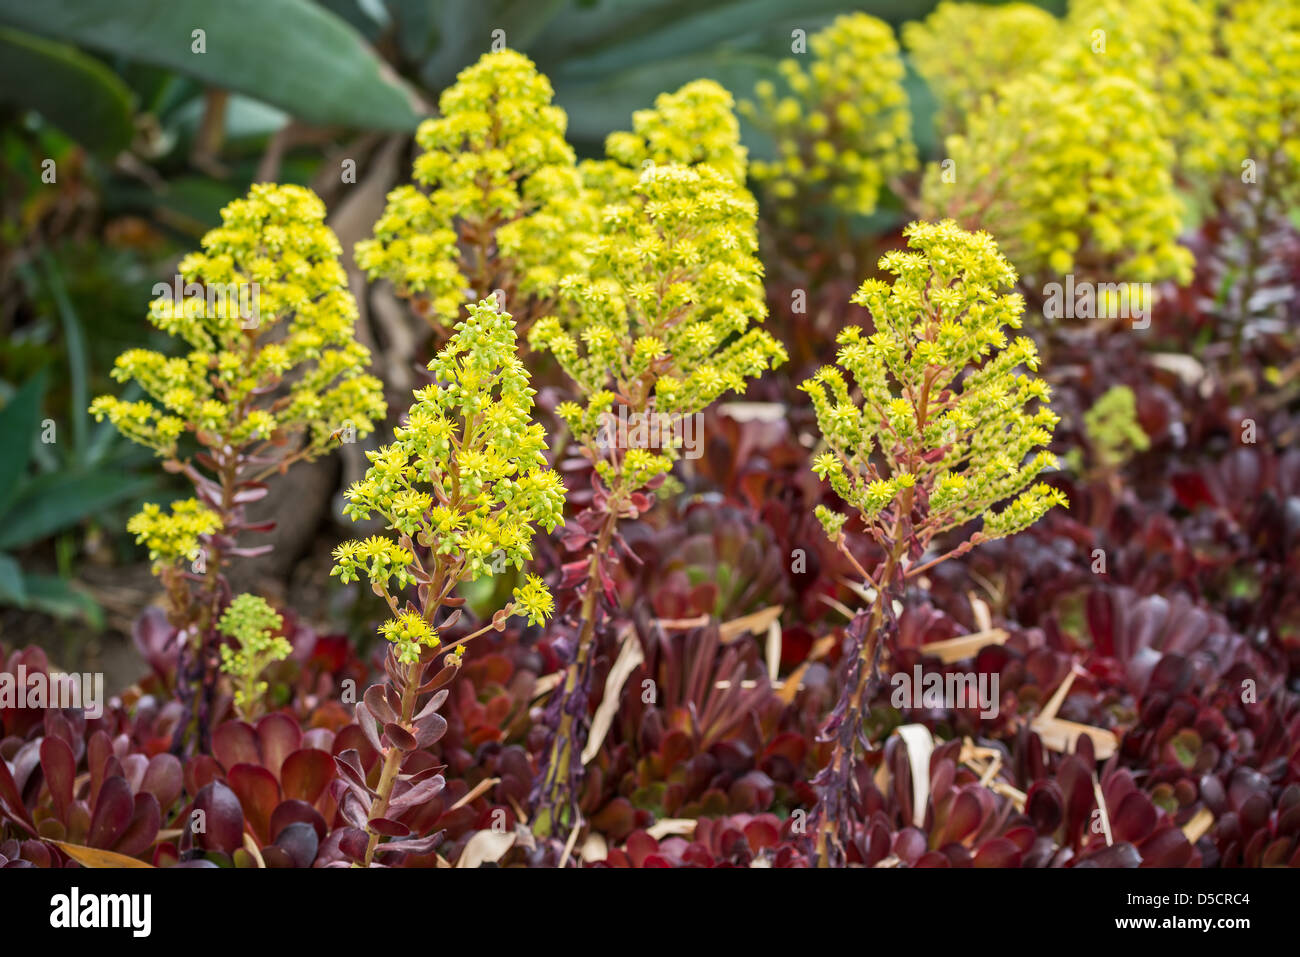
[742,12,917,218]
[356,50,591,327]
[805,220,1067,547]
[903,2,1059,136]
[332,298,566,656]
[922,73,1195,286]
[1081,384,1150,473]
[218,593,292,719]
[1050,0,1234,181]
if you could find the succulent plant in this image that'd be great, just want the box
[356,49,590,334]
[803,221,1065,864]
[332,296,564,863]
[527,87,785,840]
[922,74,1194,287]
[88,183,385,750]
[903,1,1060,137]
[742,12,917,222]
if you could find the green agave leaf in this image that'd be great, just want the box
[0,27,135,154]
[0,471,153,552]
[552,50,779,148]
[530,0,910,77]
[0,0,426,130]
[417,0,568,90]
[0,553,26,605]
[0,370,47,514]
[19,574,103,626]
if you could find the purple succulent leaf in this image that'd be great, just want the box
[373,830,445,856]
[271,821,319,868]
[113,793,161,858]
[39,736,75,823]
[364,684,397,724]
[354,702,383,755]
[414,689,449,722]
[140,753,183,811]
[193,780,245,855]
[386,775,446,814]
[367,817,410,837]
[87,776,134,849]
[339,790,371,831]
[411,712,448,749]
[384,722,418,752]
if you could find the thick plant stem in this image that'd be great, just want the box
[814,509,910,867]
[537,509,619,837]
[363,657,420,867]
[172,456,238,755]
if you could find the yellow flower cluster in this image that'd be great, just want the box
[92,184,386,577]
[356,50,590,327]
[922,73,1194,286]
[511,573,555,626]
[93,184,383,459]
[903,2,1059,136]
[605,79,748,184]
[125,499,221,567]
[1050,0,1233,181]
[742,12,917,218]
[530,157,784,491]
[1215,0,1300,210]
[333,298,566,649]
[378,610,440,667]
[805,221,1067,545]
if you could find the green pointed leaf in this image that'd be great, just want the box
[0,27,135,154]
[0,471,153,551]
[21,574,103,627]
[0,553,26,605]
[0,0,426,130]
[0,370,47,514]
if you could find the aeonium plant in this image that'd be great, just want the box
[355,49,591,336]
[527,121,786,838]
[330,297,566,866]
[802,220,1067,866]
[89,182,386,750]
[741,12,917,223]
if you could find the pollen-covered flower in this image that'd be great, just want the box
[512,574,555,625]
